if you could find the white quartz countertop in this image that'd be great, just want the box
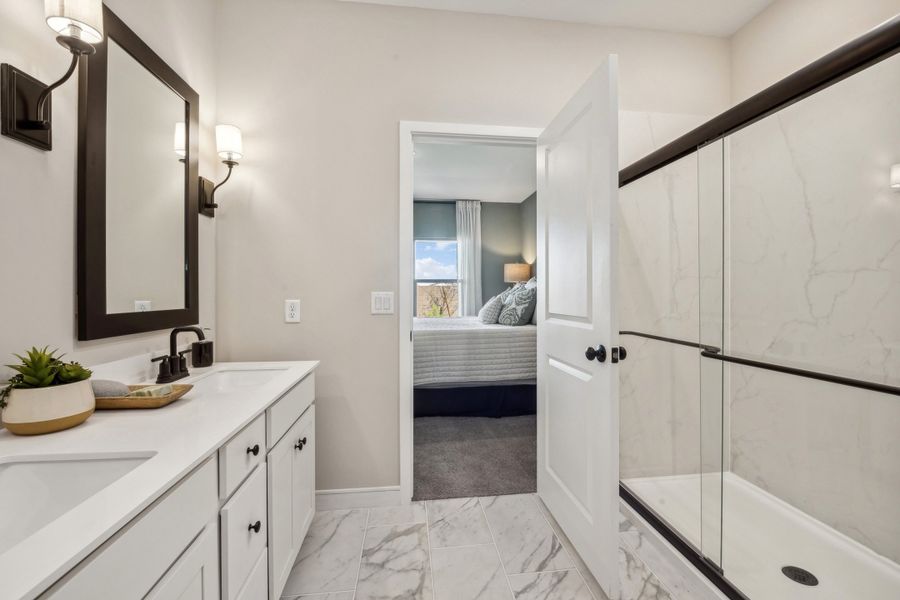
[0,360,318,600]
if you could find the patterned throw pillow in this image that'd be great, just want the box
[477,295,504,324]
[524,277,537,323]
[498,283,523,304]
[498,285,537,326]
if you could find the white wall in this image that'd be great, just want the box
[214,0,731,491]
[730,0,900,101]
[0,0,218,371]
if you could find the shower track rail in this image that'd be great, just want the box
[700,351,900,397]
[619,330,720,353]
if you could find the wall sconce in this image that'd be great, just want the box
[199,124,243,217]
[891,164,900,190]
[504,263,532,283]
[1,0,104,151]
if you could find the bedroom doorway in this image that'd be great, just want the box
[398,123,542,502]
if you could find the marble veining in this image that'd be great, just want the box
[480,494,573,575]
[367,502,426,528]
[284,497,696,600]
[283,509,368,595]
[508,570,593,600]
[426,497,492,548]
[356,523,433,600]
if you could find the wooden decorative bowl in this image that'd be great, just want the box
[95,384,194,410]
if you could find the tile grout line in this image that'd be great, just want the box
[529,494,599,600]
[478,497,517,600]
[350,508,371,600]
[423,501,438,599]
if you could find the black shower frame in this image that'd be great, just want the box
[616,15,900,600]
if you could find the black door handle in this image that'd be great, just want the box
[585,345,607,363]
[246,444,260,456]
[248,520,261,533]
[294,437,308,451]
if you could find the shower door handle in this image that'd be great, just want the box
[585,345,607,363]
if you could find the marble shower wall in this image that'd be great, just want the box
[726,53,900,563]
[618,133,704,480]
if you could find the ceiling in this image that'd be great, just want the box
[341,0,774,37]
[414,139,536,204]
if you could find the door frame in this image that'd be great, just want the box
[398,121,543,503]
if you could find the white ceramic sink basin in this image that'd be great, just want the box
[0,452,154,554]
[193,368,287,392]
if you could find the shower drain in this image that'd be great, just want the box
[781,566,819,586]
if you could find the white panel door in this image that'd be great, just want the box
[536,57,620,598]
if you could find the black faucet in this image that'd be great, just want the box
[152,327,206,383]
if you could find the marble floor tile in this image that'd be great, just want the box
[368,502,427,527]
[356,523,433,600]
[618,545,674,600]
[285,593,355,600]
[481,495,573,575]
[431,544,512,600]
[508,570,593,600]
[427,497,493,548]
[283,509,368,596]
[535,496,606,600]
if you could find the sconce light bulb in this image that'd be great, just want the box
[216,124,243,163]
[45,0,104,45]
[891,164,900,190]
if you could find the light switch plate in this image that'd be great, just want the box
[285,299,300,323]
[371,292,394,315]
[134,300,152,312]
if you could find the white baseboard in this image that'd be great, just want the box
[316,486,403,511]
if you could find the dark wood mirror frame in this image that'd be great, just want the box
[77,5,199,340]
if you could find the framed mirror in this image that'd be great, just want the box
[77,6,199,340]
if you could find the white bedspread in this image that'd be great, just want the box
[413,317,536,387]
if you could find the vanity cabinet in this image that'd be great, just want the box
[267,405,316,598]
[145,523,220,600]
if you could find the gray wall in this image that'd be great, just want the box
[413,201,456,240]
[520,192,537,264]
[481,202,525,299]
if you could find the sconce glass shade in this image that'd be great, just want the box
[173,122,186,157]
[45,0,104,45]
[891,164,900,189]
[504,263,531,283]
[216,125,243,162]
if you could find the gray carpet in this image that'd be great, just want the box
[413,415,536,500]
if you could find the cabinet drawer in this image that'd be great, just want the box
[219,414,266,500]
[221,463,268,600]
[42,458,218,599]
[235,548,268,600]
[267,373,314,448]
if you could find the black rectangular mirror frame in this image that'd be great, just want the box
[77,5,199,340]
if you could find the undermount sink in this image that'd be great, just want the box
[0,452,154,554]
[193,368,287,392]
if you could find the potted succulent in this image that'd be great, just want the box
[0,347,95,435]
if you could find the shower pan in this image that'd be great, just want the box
[617,18,900,600]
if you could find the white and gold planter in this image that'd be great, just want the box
[2,380,95,435]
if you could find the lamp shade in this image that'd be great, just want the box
[173,122,186,157]
[504,263,531,283]
[891,164,900,189]
[216,124,243,162]
[45,0,104,45]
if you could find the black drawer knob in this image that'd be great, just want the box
[246,444,260,456]
[248,520,261,533]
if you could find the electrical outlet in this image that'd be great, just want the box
[371,292,394,315]
[284,299,300,323]
[134,300,152,312]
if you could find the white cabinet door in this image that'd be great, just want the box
[267,422,295,599]
[292,406,315,545]
[145,523,220,600]
[267,406,315,600]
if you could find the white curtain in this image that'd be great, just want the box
[456,200,482,316]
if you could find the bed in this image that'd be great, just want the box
[413,317,536,417]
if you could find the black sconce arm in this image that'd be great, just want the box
[207,160,237,209]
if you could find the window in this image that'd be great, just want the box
[415,240,459,317]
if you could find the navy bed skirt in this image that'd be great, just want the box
[414,384,536,418]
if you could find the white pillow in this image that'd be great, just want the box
[478,295,504,324]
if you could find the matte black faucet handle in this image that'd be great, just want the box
[152,354,171,379]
